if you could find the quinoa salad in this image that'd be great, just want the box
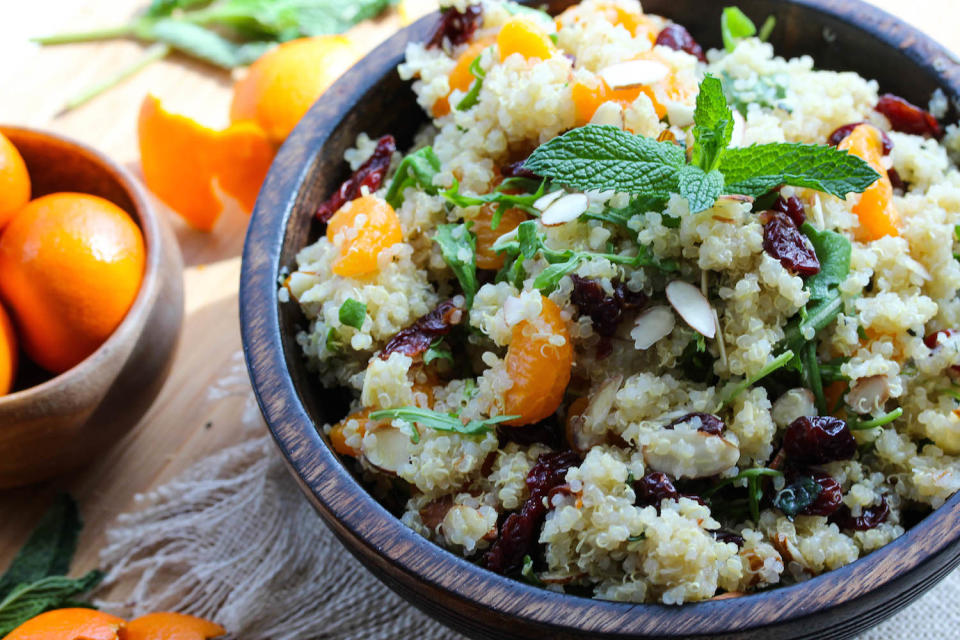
[280,0,960,604]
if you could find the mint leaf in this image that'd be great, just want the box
[677,166,725,214]
[719,143,880,198]
[434,224,478,308]
[0,495,81,601]
[524,125,685,197]
[385,146,441,209]
[0,571,103,636]
[338,298,366,330]
[721,6,756,51]
[801,223,851,302]
[691,75,733,171]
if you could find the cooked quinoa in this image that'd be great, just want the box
[282,0,960,604]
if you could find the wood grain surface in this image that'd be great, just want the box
[1,0,959,624]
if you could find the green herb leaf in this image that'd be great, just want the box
[385,146,442,209]
[849,407,903,430]
[0,571,104,637]
[773,475,821,517]
[720,143,880,199]
[801,223,852,303]
[719,350,794,407]
[369,407,519,438]
[147,19,271,68]
[758,15,776,41]
[521,555,545,586]
[325,327,343,353]
[721,7,757,52]
[424,339,453,365]
[185,0,396,40]
[801,340,826,413]
[443,178,546,228]
[677,166,725,214]
[338,298,366,330]
[0,495,81,602]
[532,254,582,293]
[434,224,478,308]
[456,51,488,111]
[691,75,733,172]
[781,295,844,355]
[524,125,685,197]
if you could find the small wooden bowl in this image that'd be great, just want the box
[241,1,960,638]
[0,126,184,488]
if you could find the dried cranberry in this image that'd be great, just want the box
[665,412,725,435]
[500,159,540,180]
[380,300,463,360]
[800,472,844,517]
[427,5,483,50]
[783,416,857,465]
[772,196,806,227]
[876,94,943,139]
[484,451,579,574]
[634,472,681,508]
[654,24,706,62]
[498,421,562,450]
[712,530,745,547]
[316,135,396,222]
[828,122,894,154]
[830,497,890,531]
[763,212,821,276]
[887,168,905,192]
[570,276,647,339]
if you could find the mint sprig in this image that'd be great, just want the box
[691,75,733,172]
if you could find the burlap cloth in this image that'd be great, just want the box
[95,390,959,639]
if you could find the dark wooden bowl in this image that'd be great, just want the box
[0,126,184,488]
[241,2,960,638]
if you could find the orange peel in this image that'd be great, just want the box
[121,612,225,640]
[4,608,127,640]
[137,94,275,232]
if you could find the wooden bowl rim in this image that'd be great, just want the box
[0,125,167,409]
[241,0,960,635]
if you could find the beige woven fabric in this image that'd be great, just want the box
[96,400,957,640]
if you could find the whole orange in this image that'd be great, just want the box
[0,193,145,374]
[0,301,17,395]
[229,35,360,144]
[0,131,31,229]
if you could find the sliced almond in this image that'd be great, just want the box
[363,425,413,474]
[844,375,891,415]
[534,190,564,212]
[631,306,675,349]
[590,101,625,129]
[665,280,716,339]
[665,99,695,128]
[541,193,588,226]
[642,430,739,479]
[598,59,669,90]
[584,374,622,429]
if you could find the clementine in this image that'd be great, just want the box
[0,193,145,374]
[0,301,17,395]
[0,131,31,229]
[122,612,225,640]
[3,608,126,640]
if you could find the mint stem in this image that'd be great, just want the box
[33,24,135,45]
[61,43,170,113]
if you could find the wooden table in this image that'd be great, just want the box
[0,0,957,598]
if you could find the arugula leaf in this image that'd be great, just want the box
[719,350,794,407]
[338,298,366,330]
[691,75,733,172]
[0,495,80,601]
[721,7,757,52]
[456,51,487,111]
[385,146,441,209]
[849,407,903,430]
[703,467,783,523]
[424,338,453,365]
[524,125,685,197]
[443,178,545,229]
[720,143,880,199]
[780,295,843,355]
[677,166,725,214]
[369,407,519,439]
[801,340,826,413]
[801,223,852,302]
[434,224,478,308]
[532,255,582,293]
[0,572,104,636]
[773,475,821,517]
[758,15,777,42]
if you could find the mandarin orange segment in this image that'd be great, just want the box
[0,193,145,374]
[0,131,31,230]
[497,17,555,62]
[0,301,17,395]
[503,297,573,426]
[433,37,494,117]
[121,612,225,640]
[474,204,528,270]
[837,124,899,242]
[326,195,403,277]
[571,79,647,126]
[330,409,371,457]
[4,608,126,640]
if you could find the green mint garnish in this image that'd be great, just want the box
[433,223,478,308]
[773,475,822,517]
[691,75,734,172]
[369,407,519,442]
[677,166,725,214]
[338,298,366,330]
[721,6,757,51]
[456,49,488,111]
[385,146,441,209]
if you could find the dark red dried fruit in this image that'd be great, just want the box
[887,167,905,192]
[419,495,454,531]
[712,530,745,547]
[634,472,680,507]
[316,135,396,222]
[500,159,540,180]
[828,122,894,154]
[380,300,464,360]
[666,412,725,435]
[570,276,647,339]
[484,451,579,574]
[876,94,943,139]
[427,5,483,50]
[763,212,821,276]
[772,196,806,227]
[783,416,857,465]
[799,472,844,517]
[654,24,706,62]
[830,497,890,531]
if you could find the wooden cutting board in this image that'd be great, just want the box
[0,0,957,592]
